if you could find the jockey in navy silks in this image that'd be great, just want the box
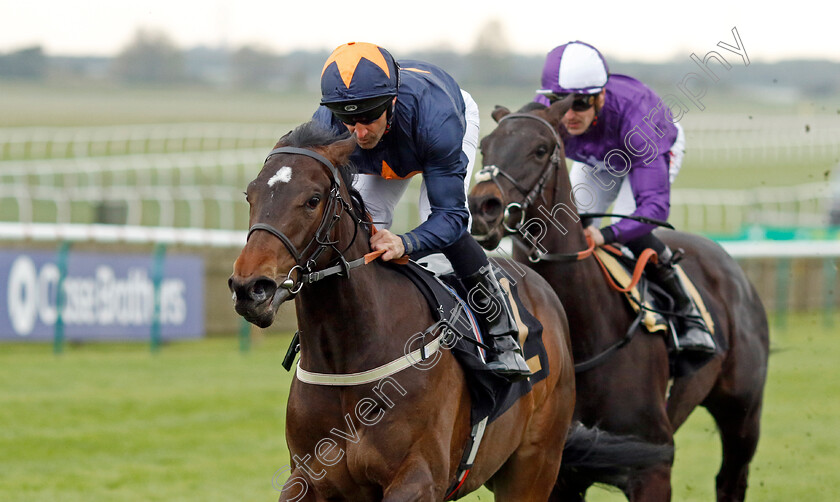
[535,41,715,354]
[314,42,530,380]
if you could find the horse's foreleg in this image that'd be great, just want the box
[275,468,320,502]
[547,481,589,502]
[381,454,439,502]
[492,442,567,501]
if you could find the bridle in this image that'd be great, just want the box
[475,113,593,263]
[250,147,454,389]
[476,113,563,235]
[246,146,366,296]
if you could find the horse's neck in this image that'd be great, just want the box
[534,170,590,255]
[292,227,421,375]
[528,170,631,344]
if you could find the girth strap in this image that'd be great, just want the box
[294,328,445,386]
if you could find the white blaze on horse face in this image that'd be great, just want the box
[268,166,293,187]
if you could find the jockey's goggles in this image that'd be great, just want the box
[325,96,393,126]
[543,93,597,112]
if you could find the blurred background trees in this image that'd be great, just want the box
[0,46,46,79]
[1,19,838,101]
[111,29,185,84]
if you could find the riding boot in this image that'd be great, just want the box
[462,267,531,381]
[647,258,716,354]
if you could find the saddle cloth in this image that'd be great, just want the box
[594,247,715,337]
[595,246,726,377]
[390,256,549,426]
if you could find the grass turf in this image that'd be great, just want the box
[1,313,838,501]
[0,336,289,501]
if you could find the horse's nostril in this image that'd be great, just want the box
[482,198,503,220]
[229,276,278,307]
[250,278,277,304]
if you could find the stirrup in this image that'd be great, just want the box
[486,335,531,381]
[462,266,530,381]
[676,310,715,354]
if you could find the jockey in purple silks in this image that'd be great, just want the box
[314,42,530,380]
[535,41,715,354]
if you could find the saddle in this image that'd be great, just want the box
[395,255,549,425]
[594,245,725,376]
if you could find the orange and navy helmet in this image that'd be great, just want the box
[320,42,399,123]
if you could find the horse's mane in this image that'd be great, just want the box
[278,121,370,224]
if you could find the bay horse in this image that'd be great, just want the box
[468,100,770,501]
[229,122,673,501]
[228,122,579,500]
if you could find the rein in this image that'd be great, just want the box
[511,233,596,263]
[594,245,659,293]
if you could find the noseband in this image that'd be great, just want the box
[247,146,362,294]
[475,113,563,235]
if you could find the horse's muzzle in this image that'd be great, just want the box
[228,275,283,328]
[469,192,505,250]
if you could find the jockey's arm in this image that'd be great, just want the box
[601,154,670,244]
[399,169,469,256]
[399,115,470,257]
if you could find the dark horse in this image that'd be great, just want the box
[469,100,770,501]
[228,122,579,500]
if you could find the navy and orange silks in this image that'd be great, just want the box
[314,59,471,256]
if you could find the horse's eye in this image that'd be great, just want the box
[306,195,322,209]
[535,145,548,158]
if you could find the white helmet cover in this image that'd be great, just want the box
[537,41,609,95]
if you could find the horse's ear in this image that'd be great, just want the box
[545,95,574,124]
[273,130,293,148]
[322,134,357,167]
[491,105,511,123]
